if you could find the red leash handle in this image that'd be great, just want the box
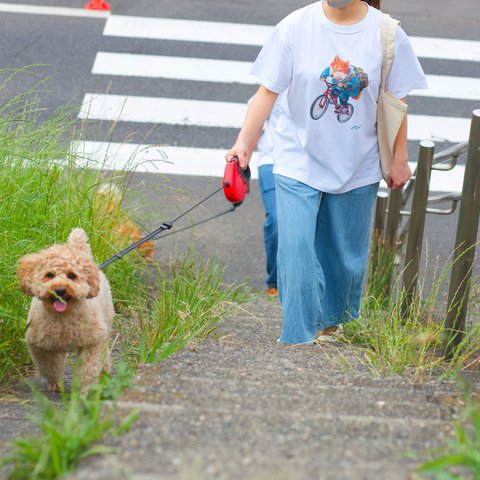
[223,157,251,205]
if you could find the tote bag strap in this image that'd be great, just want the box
[380,13,400,90]
[377,13,405,179]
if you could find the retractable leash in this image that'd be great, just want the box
[153,204,237,241]
[99,158,251,271]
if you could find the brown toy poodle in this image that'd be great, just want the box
[17,228,114,392]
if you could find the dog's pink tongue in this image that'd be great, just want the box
[53,300,67,313]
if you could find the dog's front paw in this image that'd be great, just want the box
[48,383,61,393]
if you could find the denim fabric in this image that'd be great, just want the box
[258,164,278,289]
[275,174,379,344]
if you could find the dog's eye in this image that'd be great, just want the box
[45,272,55,279]
[67,272,77,280]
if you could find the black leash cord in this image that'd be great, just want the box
[99,185,225,270]
[153,204,238,240]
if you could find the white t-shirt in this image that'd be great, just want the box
[251,1,428,193]
[256,92,287,167]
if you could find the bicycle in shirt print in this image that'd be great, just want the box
[310,55,369,124]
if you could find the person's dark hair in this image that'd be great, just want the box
[365,0,381,9]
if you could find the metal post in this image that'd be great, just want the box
[371,192,389,277]
[383,189,403,295]
[445,110,480,357]
[384,189,402,247]
[374,191,389,237]
[401,140,435,315]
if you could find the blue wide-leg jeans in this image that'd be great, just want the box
[258,164,278,289]
[275,174,379,344]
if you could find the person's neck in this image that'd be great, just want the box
[322,1,368,26]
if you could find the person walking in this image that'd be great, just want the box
[254,94,287,296]
[226,0,427,344]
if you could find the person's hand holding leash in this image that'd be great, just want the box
[225,140,250,170]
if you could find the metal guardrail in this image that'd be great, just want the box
[432,141,468,169]
[371,109,480,356]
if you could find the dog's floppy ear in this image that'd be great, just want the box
[84,263,101,299]
[17,254,41,296]
[68,228,93,259]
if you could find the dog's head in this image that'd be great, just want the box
[17,229,100,314]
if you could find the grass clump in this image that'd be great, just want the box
[416,392,480,479]
[367,231,398,309]
[343,247,480,380]
[1,374,138,480]
[118,254,247,365]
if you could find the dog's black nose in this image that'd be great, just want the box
[55,287,67,297]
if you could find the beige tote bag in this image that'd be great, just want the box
[377,13,408,179]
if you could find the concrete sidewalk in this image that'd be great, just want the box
[70,296,463,480]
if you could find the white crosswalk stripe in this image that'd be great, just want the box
[78,93,471,144]
[92,52,258,84]
[76,140,466,194]
[78,94,248,128]
[412,75,480,102]
[0,2,109,18]
[76,13,478,193]
[92,52,480,102]
[102,16,272,47]
[102,15,480,62]
[76,141,256,178]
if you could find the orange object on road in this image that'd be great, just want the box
[84,0,112,10]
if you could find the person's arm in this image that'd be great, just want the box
[386,98,412,190]
[226,85,279,169]
[246,127,264,163]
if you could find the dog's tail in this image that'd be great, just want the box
[68,228,93,258]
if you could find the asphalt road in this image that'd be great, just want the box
[0,0,479,293]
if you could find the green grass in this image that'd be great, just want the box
[341,243,480,380]
[117,254,248,365]
[366,231,398,309]
[416,392,480,479]
[1,375,139,480]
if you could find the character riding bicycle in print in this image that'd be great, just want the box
[310,55,369,123]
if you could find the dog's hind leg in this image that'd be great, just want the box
[28,345,65,393]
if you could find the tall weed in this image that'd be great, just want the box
[343,247,480,380]
[118,254,247,365]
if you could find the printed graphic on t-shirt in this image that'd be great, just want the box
[310,55,369,124]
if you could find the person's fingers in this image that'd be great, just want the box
[238,155,249,170]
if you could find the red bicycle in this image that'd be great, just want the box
[310,82,354,123]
